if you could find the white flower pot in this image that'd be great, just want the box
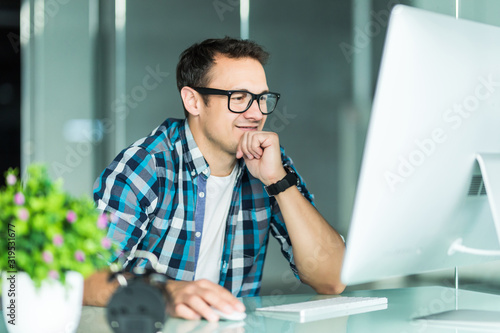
[2,271,83,333]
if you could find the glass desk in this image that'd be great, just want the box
[2,286,500,332]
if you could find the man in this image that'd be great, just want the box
[84,37,345,322]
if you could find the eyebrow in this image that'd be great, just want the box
[233,88,270,94]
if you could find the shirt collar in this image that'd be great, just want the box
[179,119,246,180]
[180,119,210,179]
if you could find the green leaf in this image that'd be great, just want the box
[0,163,116,288]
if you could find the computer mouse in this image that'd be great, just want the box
[210,307,247,321]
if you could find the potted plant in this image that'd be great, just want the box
[0,164,114,333]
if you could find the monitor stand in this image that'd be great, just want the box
[413,309,500,330]
[447,154,500,257]
[414,153,500,329]
[477,153,500,243]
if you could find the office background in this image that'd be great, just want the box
[1,0,500,295]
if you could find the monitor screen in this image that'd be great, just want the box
[341,5,500,286]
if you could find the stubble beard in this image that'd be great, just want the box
[203,125,239,158]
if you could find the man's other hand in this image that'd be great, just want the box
[165,279,245,322]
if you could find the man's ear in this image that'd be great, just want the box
[181,86,201,117]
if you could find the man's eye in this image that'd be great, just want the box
[231,93,248,101]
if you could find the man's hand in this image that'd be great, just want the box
[165,279,245,322]
[236,131,286,185]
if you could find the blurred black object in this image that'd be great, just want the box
[107,251,169,333]
[0,0,21,178]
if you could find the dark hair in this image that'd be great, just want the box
[176,37,269,116]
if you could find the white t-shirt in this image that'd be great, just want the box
[194,166,238,283]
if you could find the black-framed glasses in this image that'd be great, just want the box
[192,87,280,115]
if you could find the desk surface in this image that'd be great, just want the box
[3,286,500,332]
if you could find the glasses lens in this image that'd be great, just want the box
[259,94,278,114]
[229,92,252,112]
[228,92,279,114]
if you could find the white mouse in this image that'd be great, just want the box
[211,307,247,321]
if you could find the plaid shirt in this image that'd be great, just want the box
[93,118,314,296]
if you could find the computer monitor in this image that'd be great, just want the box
[341,5,500,287]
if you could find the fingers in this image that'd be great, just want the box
[208,289,246,314]
[173,303,201,321]
[166,279,245,322]
[237,131,275,160]
[180,292,219,322]
[238,131,256,160]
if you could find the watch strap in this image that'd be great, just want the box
[265,167,299,196]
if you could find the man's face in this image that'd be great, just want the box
[196,55,269,157]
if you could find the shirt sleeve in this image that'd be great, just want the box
[269,147,315,280]
[93,146,160,264]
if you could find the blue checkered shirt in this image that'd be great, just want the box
[93,118,314,296]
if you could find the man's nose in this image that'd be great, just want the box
[243,99,264,120]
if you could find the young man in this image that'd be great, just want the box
[84,37,345,322]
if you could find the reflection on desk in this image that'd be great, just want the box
[3,286,500,332]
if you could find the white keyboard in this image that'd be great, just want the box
[256,296,388,322]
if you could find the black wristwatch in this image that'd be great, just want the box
[265,166,299,196]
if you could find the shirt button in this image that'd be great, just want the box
[203,169,209,175]
[195,231,202,238]
[199,192,205,198]
[191,170,196,177]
